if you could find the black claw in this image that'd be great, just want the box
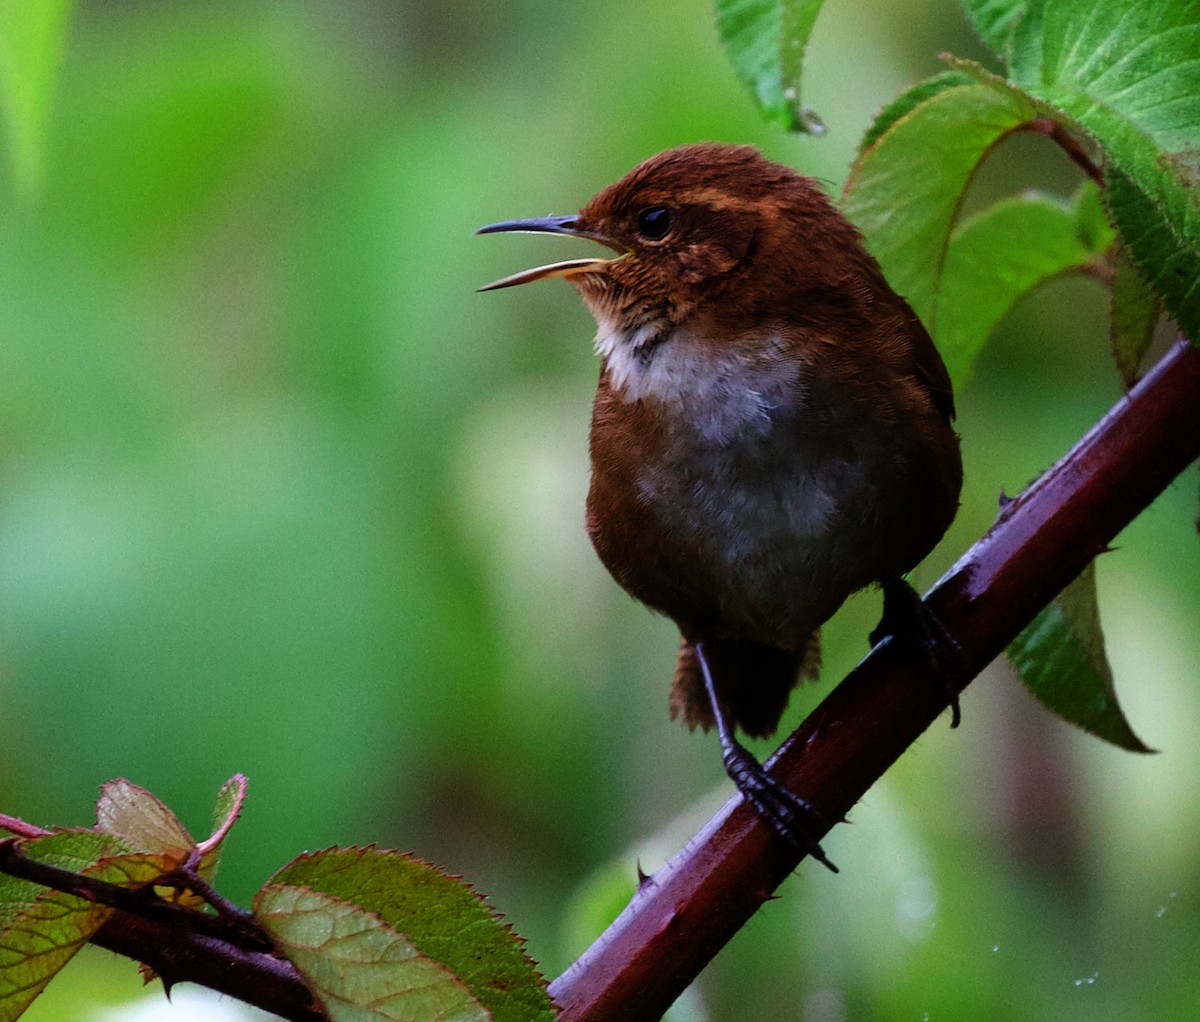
[696,642,838,872]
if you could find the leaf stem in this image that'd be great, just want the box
[1024,116,1106,185]
[0,813,52,838]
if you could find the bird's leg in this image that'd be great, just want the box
[694,642,838,873]
[869,578,965,727]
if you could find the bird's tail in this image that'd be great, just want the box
[669,632,821,740]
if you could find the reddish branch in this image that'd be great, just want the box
[1,340,1198,1022]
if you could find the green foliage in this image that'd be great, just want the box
[259,848,555,1022]
[960,0,1031,58]
[992,0,1200,339]
[0,777,247,1020]
[840,0,1198,749]
[1008,564,1152,752]
[256,885,490,1022]
[715,0,828,133]
[938,183,1113,382]
[857,70,974,153]
[0,830,178,1022]
[1109,248,1163,386]
[1105,164,1200,343]
[845,80,1042,332]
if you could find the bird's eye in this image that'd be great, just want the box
[636,205,673,241]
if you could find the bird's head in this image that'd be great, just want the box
[478,143,868,347]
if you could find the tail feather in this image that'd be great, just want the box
[669,633,820,739]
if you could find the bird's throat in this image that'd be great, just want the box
[593,318,803,441]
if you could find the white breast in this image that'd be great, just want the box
[593,318,802,443]
[595,322,874,641]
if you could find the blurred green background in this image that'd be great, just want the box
[2,1,1197,1020]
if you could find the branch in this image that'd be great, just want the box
[548,337,1200,1022]
[93,913,325,1022]
[0,838,321,1022]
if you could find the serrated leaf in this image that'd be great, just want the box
[1008,0,1200,339]
[937,182,1113,384]
[256,885,490,1022]
[0,0,73,195]
[256,848,555,1022]
[1110,248,1163,387]
[0,831,177,1022]
[1008,564,1152,752]
[859,71,974,153]
[196,773,248,886]
[95,779,195,860]
[715,0,827,134]
[1105,165,1199,342]
[844,80,1041,337]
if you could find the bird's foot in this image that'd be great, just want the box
[870,578,966,727]
[694,640,838,872]
[722,739,838,873]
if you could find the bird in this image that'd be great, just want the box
[477,143,962,869]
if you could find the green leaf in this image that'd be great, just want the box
[1010,0,1200,338]
[94,778,195,860]
[1008,563,1152,752]
[1105,165,1199,342]
[256,884,490,1022]
[844,80,1040,334]
[937,182,1113,385]
[1110,247,1163,387]
[960,0,1032,60]
[859,71,974,153]
[0,831,176,1022]
[196,773,248,886]
[0,0,73,195]
[715,0,827,133]
[256,848,555,1022]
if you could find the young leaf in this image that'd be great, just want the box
[95,779,195,860]
[0,0,73,195]
[196,773,248,885]
[256,848,555,1022]
[255,884,489,1022]
[0,831,176,1022]
[844,80,1041,333]
[715,0,827,133]
[1007,563,1152,752]
[937,182,1113,385]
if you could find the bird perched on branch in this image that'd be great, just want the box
[478,143,962,869]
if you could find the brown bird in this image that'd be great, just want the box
[478,143,962,869]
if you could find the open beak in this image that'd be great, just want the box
[475,215,625,291]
